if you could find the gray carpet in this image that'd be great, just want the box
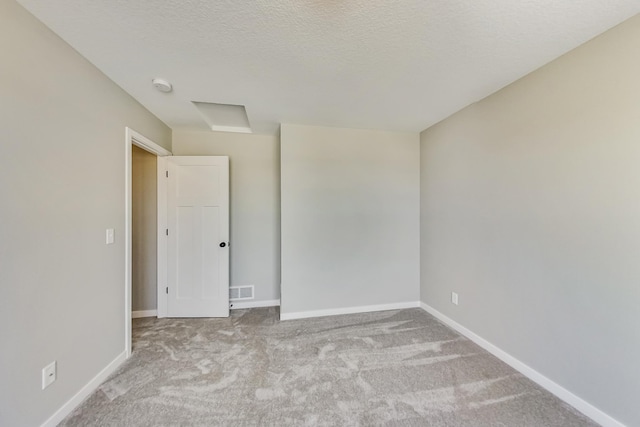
[61,308,596,426]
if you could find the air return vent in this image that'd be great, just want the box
[229,285,254,301]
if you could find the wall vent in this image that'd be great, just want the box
[229,285,254,301]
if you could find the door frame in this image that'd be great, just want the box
[125,127,171,357]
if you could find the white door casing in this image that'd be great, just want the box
[165,156,229,317]
[126,127,172,357]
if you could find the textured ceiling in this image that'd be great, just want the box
[16,0,640,134]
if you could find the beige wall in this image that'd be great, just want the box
[420,15,640,426]
[281,124,420,316]
[132,145,158,311]
[0,1,171,425]
[172,131,281,303]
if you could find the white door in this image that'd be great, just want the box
[166,156,229,317]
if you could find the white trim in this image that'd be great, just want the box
[280,301,420,321]
[230,299,280,310]
[156,156,168,318]
[124,133,132,357]
[132,309,158,318]
[209,125,252,134]
[40,351,126,427]
[127,127,171,156]
[125,127,172,356]
[419,303,626,427]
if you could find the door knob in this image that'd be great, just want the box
[219,242,227,248]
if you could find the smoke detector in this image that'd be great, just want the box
[152,78,172,93]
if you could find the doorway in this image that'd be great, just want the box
[125,127,171,357]
[131,145,158,318]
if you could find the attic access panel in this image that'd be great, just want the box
[192,101,252,133]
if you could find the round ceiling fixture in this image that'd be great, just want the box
[152,78,172,93]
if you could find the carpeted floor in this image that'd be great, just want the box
[61,308,596,426]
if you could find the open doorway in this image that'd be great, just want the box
[125,128,171,357]
[131,145,158,318]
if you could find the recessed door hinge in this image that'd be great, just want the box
[166,287,168,294]
[166,171,168,178]
[166,229,169,236]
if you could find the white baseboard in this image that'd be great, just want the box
[419,302,625,427]
[41,350,127,427]
[132,309,157,318]
[280,301,420,321]
[230,299,280,310]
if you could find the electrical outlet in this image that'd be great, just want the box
[451,292,459,305]
[42,361,56,390]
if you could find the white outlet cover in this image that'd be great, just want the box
[42,361,56,390]
[451,292,459,305]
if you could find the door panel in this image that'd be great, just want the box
[201,206,220,299]
[167,156,229,317]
